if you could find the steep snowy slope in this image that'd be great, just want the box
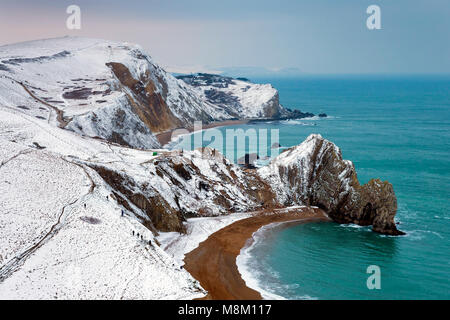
[177,73,315,119]
[87,147,277,234]
[0,37,318,152]
[0,107,205,299]
[258,134,403,235]
[0,99,275,299]
[177,73,284,118]
[0,37,232,149]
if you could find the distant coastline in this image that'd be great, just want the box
[156,113,327,147]
[155,119,249,146]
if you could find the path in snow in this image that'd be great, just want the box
[16,80,68,128]
[0,157,95,282]
[0,107,205,299]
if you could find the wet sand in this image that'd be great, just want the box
[184,207,330,300]
[155,119,249,146]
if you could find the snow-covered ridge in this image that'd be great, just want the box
[0,100,401,299]
[258,134,402,235]
[0,107,208,299]
[177,73,285,119]
[0,37,233,149]
[0,37,313,152]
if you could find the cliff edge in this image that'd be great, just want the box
[259,134,404,235]
[86,135,403,236]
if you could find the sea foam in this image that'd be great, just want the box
[236,221,317,300]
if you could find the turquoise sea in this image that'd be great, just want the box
[173,75,450,299]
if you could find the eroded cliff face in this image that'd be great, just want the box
[89,164,185,233]
[0,37,319,151]
[0,37,235,150]
[86,135,403,236]
[259,134,404,235]
[262,92,282,119]
[86,147,278,235]
[106,62,183,133]
[176,73,294,119]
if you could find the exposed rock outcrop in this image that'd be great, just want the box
[0,37,318,150]
[0,37,231,150]
[90,164,184,233]
[177,73,313,120]
[85,135,402,236]
[86,147,278,235]
[106,62,182,133]
[259,134,404,235]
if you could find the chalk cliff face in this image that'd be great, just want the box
[176,73,286,119]
[86,147,278,235]
[0,37,236,149]
[0,38,314,151]
[258,134,404,235]
[176,73,313,119]
[86,134,402,236]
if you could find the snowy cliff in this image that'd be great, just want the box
[0,37,233,149]
[0,108,401,299]
[177,73,318,120]
[259,134,403,235]
[176,73,288,119]
[0,37,313,151]
[83,134,402,237]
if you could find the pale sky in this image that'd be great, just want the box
[0,0,449,74]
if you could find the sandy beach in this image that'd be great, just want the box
[184,207,330,300]
[155,119,249,146]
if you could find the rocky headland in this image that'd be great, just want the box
[87,134,403,236]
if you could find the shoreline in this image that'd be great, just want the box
[155,119,249,146]
[155,115,327,147]
[183,207,330,300]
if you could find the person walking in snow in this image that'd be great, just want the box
[121,209,124,217]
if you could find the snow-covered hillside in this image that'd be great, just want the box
[0,37,234,150]
[0,38,280,298]
[258,134,402,235]
[0,37,318,151]
[177,73,286,119]
[0,106,212,299]
[0,90,272,299]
